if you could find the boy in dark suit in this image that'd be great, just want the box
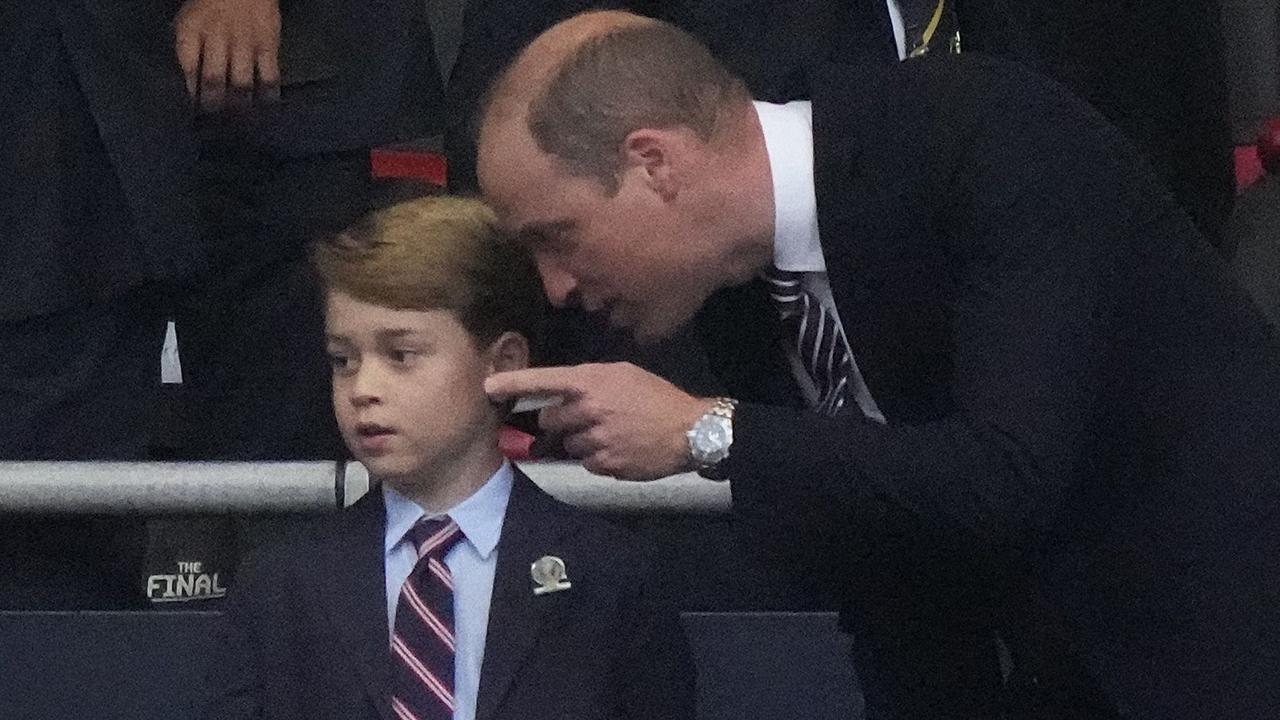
[205,196,694,720]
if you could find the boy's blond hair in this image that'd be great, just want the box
[312,196,544,345]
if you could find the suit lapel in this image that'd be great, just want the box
[475,469,575,720]
[808,62,958,421]
[809,64,876,342]
[310,488,398,720]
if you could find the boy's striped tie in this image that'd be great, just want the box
[390,517,464,720]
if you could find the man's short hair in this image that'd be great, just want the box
[312,196,544,346]
[523,20,749,192]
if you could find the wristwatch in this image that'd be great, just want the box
[686,397,737,480]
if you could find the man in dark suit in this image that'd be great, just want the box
[207,196,693,720]
[478,13,1280,719]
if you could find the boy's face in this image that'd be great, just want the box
[324,290,524,490]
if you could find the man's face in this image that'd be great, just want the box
[478,124,723,344]
[324,291,502,491]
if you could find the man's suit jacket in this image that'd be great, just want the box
[953,0,1234,247]
[699,56,1280,719]
[205,468,695,720]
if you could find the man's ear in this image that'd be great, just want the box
[486,331,530,375]
[621,128,683,202]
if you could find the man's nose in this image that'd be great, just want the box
[538,261,579,307]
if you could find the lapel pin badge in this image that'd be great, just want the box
[530,555,571,595]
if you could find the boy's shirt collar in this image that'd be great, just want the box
[382,460,514,561]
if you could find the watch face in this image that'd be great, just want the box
[705,424,728,447]
[692,416,731,463]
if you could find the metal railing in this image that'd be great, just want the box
[0,461,731,514]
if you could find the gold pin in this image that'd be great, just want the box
[530,555,571,595]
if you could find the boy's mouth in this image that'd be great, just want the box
[356,422,395,438]
[354,422,396,455]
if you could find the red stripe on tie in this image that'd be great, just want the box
[417,521,460,559]
[427,558,453,590]
[390,696,423,720]
[401,582,456,652]
[392,637,455,711]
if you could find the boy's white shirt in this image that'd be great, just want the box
[382,460,514,720]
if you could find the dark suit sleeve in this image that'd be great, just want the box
[204,552,268,720]
[726,63,1168,569]
[615,545,696,720]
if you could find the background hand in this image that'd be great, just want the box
[174,0,281,113]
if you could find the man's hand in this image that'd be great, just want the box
[485,363,715,481]
[174,0,281,113]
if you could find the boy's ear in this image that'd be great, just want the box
[486,331,530,375]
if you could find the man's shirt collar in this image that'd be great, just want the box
[753,99,825,274]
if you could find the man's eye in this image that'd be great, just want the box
[389,349,416,365]
[521,229,549,247]
[523,228,571,252]
[327,353,354,372]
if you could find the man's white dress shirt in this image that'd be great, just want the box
[753,99,886,423]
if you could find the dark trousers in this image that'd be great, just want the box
[0,290,166,460]
[166,137,375,460]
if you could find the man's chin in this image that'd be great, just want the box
[625,312,693,346]
[629,326,667,346]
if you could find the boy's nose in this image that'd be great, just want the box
[349,366,384,406]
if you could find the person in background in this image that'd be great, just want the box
[0,0,205,609]
[168,0,447,460]
[1228,129,1280,328]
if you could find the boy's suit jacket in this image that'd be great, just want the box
[205,467,695,720]
[698,56,1280,719]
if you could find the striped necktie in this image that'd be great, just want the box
[390,517,464,720]
[761,267,854,416]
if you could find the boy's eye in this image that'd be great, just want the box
[327,352,354,372]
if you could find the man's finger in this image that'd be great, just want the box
[560,430,601,460]
[227,41,255,109]
[538,403,592,435]
[198,35,229,112]
[175,29,202,97]
[581,453,611,478]
[484,366,587,402]
[256,44,280,103]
